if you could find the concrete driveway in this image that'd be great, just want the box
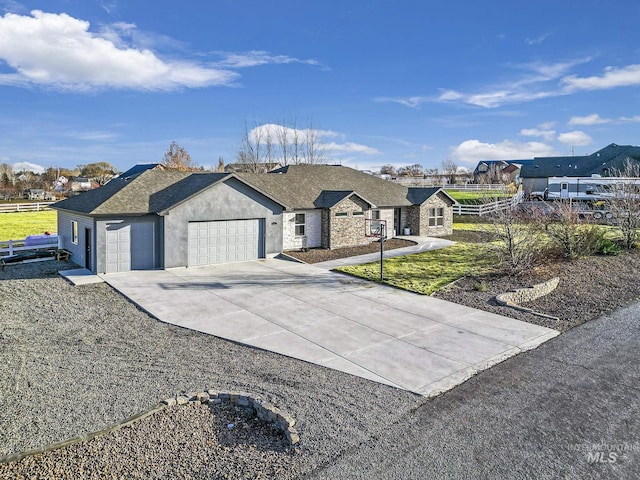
[101,259,558,396]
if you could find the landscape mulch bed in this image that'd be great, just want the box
[284,238,416,263]
[434,249,640,332]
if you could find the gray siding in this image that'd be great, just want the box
[163,178,283,268]
[57,210,94,270]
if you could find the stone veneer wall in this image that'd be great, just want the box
[496,277,559,306]
[327,195,371,249]
[406,193,453,237]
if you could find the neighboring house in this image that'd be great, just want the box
[23,189,45,200]
[52,164,455,273]
[520,143,640,195]
[71,177,94,192]
[473,159,532,185]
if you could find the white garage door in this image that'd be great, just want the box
[188,219,261,267]
[105,221,155,273]
[105,223,131,273]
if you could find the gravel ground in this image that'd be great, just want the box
[0,260,421,478]
[1,403,299,479]
[434,249,640,332]
[3,246,640,478]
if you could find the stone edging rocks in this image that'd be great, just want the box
[495,277,560,320]
[163,390,300,445]
[0,390,299,465]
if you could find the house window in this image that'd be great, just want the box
[71,221,78,244]
[428,207,444,227]
[335,212,348,217]
[372,210,381,220]
[353,211,365,217]
[294,213,305,236]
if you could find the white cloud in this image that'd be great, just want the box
[520,128,556,141]
[620,115,640,123]
[557,130,592,146]
[12,161,44,173]
[563,64,640,91]
[450,139,557,164]
[247,124,379,155]
[526,33,551,45]
[568,113,611,126]
[0,10,238,91]
[324,142,380,155]
[212,50,319,68]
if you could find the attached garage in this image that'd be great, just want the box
[187,219,262,267]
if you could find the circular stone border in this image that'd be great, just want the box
[0,390,299,464]
[495,277,560,320]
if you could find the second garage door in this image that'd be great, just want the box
[188,219,262,266]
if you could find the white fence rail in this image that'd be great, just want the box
[0,238,59,258]
[0,202,55,213]
[391,179,507,190]
[453,191,524,216]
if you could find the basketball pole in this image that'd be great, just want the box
[379,223,385,282]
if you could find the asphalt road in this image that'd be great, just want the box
[308,302,640,479]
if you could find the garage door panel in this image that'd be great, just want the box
[188,219,261,266]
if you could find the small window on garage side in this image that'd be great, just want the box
[294,213,306,236]
[71,221,78,244]
[335,212,348,217]
[353,211,365,217]
[428,207,444,227]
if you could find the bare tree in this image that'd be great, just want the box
[379,164,396,176]
[609,159,640,249]
[302,120,326,164]
[216,156,225,172]
[441,158,457,184]
[483,198,540,275]
[162,141,201,171]
[237,118,327,169]
[534,201,603,259]
[409,164,424,176]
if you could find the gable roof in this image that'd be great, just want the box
[407,187,456,205]
[238,164,414,209]
[52,163,453,216]
[314,190,375,208]
[52,170,229,215]
[521,143,640,178]
[474,159,533,175]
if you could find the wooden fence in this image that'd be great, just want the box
[0,202,55,213]
[453,191,524,216]
[0,238,59,257]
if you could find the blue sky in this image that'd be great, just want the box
[1,0,640,174]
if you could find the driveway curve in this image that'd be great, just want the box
[102,258,558,396]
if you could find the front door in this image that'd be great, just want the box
[84,228,92,270]
[394,208,402,236]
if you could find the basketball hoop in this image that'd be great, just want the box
[365,218,387,238]
[364,218,387,281]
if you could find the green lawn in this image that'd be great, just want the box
[445,190,511,203]
[0,210,57,241]
[336,241,497,295]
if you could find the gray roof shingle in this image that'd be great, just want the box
[239,164,416,209]
[521,144,640,178]
[52,164,447,216]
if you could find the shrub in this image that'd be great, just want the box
[598,238,622,256]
